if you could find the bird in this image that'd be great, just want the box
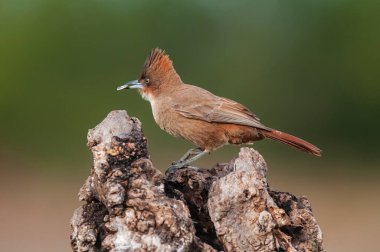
[117,48,321,173]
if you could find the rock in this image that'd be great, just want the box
[71,110,325,252]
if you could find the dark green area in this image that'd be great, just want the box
[1,0,379,171]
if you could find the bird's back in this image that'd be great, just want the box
[170,84,271,131]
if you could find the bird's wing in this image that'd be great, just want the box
[173,85,272,131]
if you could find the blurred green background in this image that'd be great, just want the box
[1,1,379,251]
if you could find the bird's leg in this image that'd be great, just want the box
[166,148,207,175]
[179,150,208,166]
[173,147,203,164]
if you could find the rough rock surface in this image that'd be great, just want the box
[71,111,198,252]
[71,110,325,252]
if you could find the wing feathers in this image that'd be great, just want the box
[173,86,271,131]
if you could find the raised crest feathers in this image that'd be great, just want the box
[143,48,175,76]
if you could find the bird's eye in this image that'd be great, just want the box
[145,78,150,84]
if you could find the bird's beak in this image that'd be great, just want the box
[117,80,143,91]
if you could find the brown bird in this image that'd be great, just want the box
[118,48,321,173]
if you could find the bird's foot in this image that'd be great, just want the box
[165,161,201,175]
[165,161,186,175]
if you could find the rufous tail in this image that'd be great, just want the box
[261,130,321,157]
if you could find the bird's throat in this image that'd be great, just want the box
[139,89,152,102]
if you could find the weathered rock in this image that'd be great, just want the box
[71,110,325,252]
[207,148,324,252]
[71,111,199,252]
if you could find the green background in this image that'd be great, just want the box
[0,1,379,251]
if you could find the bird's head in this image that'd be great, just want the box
[117,48,181,101]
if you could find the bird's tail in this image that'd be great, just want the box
[261,130,321,157]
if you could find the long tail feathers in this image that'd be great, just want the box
[262,130,322,157]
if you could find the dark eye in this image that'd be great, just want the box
[145,78,150,84]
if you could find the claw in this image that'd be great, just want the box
[165,161,187,175]
[170,160,181,166]
[166,148,208,175]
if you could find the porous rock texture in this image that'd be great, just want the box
[70,110,325,252]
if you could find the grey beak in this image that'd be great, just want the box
[117,80,143,90]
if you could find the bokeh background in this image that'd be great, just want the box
[1,0,379,251]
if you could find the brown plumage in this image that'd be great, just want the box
[118,48,321,171]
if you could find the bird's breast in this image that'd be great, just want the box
[141,92,164,126]
[149,98,174,133]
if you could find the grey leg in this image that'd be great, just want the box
[166,148,208,175]
[177,148,203,163]
[179,150,207,166]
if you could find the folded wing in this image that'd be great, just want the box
[173,85,272,131]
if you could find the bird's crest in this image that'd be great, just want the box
[143,48,175,76]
